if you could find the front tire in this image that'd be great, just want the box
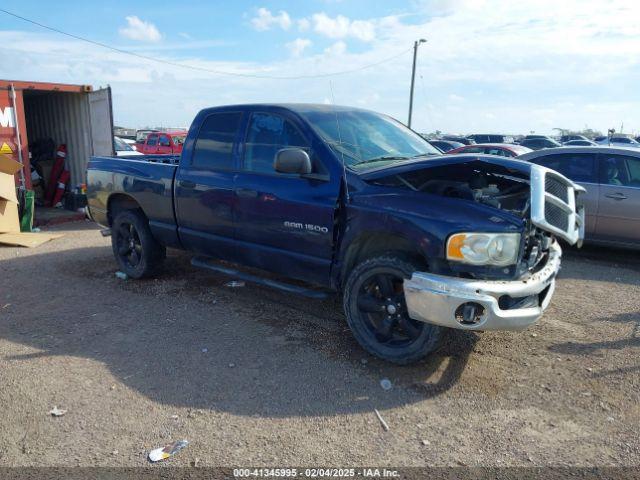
[343,254,441,364]
[111,209,165,279]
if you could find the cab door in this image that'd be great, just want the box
[174,110,244,260]
[596,152,640,246]
[144,133,159,154]
[157,134,172,155]
[233,110,340,286]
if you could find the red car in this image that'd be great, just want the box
[136,130,187,155]
[447,143,532,158]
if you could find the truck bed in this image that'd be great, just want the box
[86,155,179,247]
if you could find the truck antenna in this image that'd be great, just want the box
[329,81,349,201]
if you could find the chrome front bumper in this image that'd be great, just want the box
[403,241,562,331]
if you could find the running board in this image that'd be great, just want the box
[191,256,329,299]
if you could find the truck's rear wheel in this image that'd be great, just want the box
[111,210,165,279]
[343,254,441,364]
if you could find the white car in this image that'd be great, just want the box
[595,136,640,149]
[114,136,143,156]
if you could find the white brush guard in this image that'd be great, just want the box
[403,165,585,331]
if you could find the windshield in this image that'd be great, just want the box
[300,109,441,170]
[114,137,134,151]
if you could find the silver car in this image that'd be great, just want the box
[519,147,640,249]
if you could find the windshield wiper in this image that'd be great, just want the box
[352,155,410,166]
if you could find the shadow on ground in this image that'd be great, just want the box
[0,241,479,417]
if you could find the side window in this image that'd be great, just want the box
[244,113,309,174]
[600,154,640,187]
[464,147,483,153]
[533,154,597,183]
[158,135,170,147]
[147,134,158,146]
[192,112,243,170]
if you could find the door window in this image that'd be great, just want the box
[533,153,597,183]
[191,112,243,170]
[243,113,309,174]
[599,154,640,187]
[158,135,170,147]
[146,134,158,146]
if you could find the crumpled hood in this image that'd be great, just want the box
[358,154,533,182]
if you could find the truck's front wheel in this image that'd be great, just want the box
[111,210,165,279]
[343,254,441,365]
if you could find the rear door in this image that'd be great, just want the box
[174,110,244,259]
[233,110,340,285]
[88,87,114,156]
[529,152,599,235]
[595,152,640,245]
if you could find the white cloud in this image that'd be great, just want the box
[286,38,312,57]
[324,41,347,56]
[119,16,162,43]
[250,7,292,31]
[311,12,376,42]
[297,18,311,32]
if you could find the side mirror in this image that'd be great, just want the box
[274,148,312,175]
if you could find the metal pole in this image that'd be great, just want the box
[9,84,26,190]
[408,41,418,129]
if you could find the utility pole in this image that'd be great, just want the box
[408,38,427,129]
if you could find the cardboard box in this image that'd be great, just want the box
[0,154,62,247]
[0,154,22,234]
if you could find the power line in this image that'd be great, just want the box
[0,8,413,80]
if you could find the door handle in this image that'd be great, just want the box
[605,192,627,200]
[235,188,258,198]
[180,180,196,189]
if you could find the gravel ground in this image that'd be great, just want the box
[0,221,638,468]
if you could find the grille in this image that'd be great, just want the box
[545,176,569,203]
[544,202,569,231]
[530,165,584,245]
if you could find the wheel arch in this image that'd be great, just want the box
[107,193,146,227]
[338,231,429,289]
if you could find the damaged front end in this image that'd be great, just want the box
[362,155,585,331]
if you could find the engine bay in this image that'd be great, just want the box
[371,160,532,216]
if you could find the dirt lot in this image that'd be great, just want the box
[0,221,639,468]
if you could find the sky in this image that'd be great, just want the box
[0,0,639,135]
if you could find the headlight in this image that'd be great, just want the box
[446,232,521,266]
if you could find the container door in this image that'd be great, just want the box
[88,87,114,156]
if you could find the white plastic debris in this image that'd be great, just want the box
[148,439,189,462]
[374,409,389,431]
[380,378,392,391]
[225,280,245,288]
[115,271,128,280]
[201,348,208,353]
[49,406,67,417]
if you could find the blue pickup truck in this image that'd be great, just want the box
[87,104,585,364]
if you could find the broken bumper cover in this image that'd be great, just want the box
[403,241,562,331]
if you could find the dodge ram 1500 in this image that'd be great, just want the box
[87,104,585,364]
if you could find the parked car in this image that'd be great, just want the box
[447,143,532,158]
[520,146,640,249]
[136,130,187,155]
[114,136,143,156]
[442,135,475,145]
[560,135,590,143]
[87,104,583,364]
[429,140,464,152]
[520,137,562,150]
[524,135,554,140]
[563,139,597,146]
[595,136,640,149]
[467,134,514,144]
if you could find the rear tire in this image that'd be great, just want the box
[343,253,441,364]
[111,210,165,279]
